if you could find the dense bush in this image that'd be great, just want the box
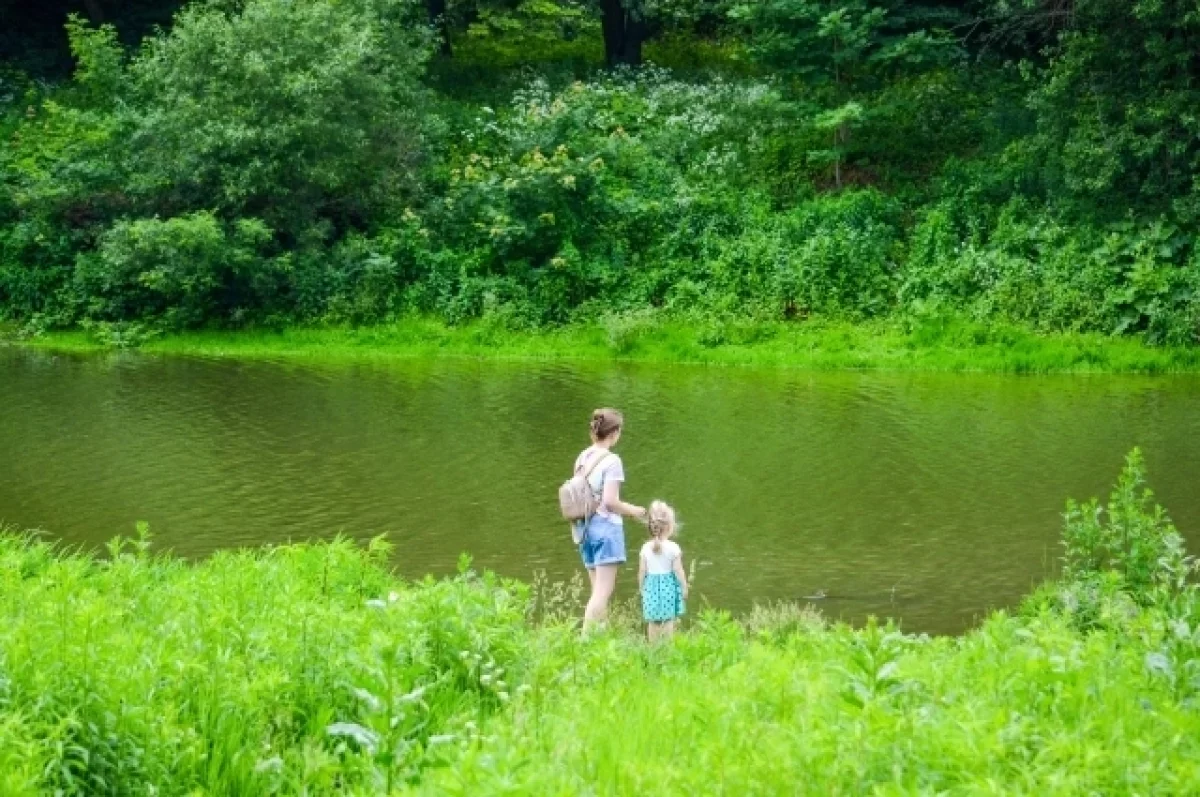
[4,0,1200,344]
[2,0,434,330]
[903,200,1200,343]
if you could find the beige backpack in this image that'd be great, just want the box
[559,449,613,526]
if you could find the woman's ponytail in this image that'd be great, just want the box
[590,408,624,441]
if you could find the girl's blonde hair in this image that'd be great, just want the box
[647,500,677,554]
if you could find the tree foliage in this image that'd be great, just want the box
[2,0,1200,343]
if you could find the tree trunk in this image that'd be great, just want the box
[427,0,452,57]
[81,0,105,23]
[601,0,644,67]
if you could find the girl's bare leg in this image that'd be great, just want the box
[647,621,662,642]
[584,564,619,628]
[662,619,676,639]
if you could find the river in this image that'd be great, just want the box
[4,346,1199,633]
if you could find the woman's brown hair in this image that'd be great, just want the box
[590,408,624,441]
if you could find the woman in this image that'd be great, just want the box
[572,408,646,627]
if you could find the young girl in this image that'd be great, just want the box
[638,501,688,641]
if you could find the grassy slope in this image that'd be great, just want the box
[0,530,1195,795]
[15,316,1200,373]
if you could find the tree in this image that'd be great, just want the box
[428,0,453,55]
[731,0,961,186]
[1011,0,1200,212]
[125,0,434,239]
[600,0,647,65]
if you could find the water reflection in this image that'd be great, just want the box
[3,347,1199,633]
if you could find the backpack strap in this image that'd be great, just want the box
[581,448,613,480]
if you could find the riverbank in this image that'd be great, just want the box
[12,316,1200,373]
[0,503,1196,793]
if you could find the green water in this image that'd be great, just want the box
[4,346,1200,633]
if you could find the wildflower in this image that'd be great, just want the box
[517,684,533,694]
[365,599,386,609]
[498,691,510,702]
[560,175,576,189]
[388,591,399,603]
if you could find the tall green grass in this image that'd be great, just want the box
[1,452,1198,793]
[0,528,529,795]
[16,315,1200,374]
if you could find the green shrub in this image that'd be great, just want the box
[0,530,528,794]
[72,212,273,328]
[902,201,1200,344]
[1057,448,1196,625]
[126,0,433,239]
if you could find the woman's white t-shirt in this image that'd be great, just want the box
[574,446,625,525]
[640,540,681,574]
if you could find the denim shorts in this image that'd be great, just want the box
[578,516,626,569]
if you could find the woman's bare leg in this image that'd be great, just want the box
[583,564,619,628]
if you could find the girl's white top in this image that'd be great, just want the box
[640,540,681,575]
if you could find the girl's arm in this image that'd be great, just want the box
[602,479,646,521]
[638,552,647,591]
[673,552,688,600]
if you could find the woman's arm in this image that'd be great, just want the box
[673,553,689,600]
[602,479,646,521]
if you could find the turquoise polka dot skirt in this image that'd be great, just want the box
[642,572,685,623]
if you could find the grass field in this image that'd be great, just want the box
[13,315,1200,374]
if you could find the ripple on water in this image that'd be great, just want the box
[4,347,1200,633]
